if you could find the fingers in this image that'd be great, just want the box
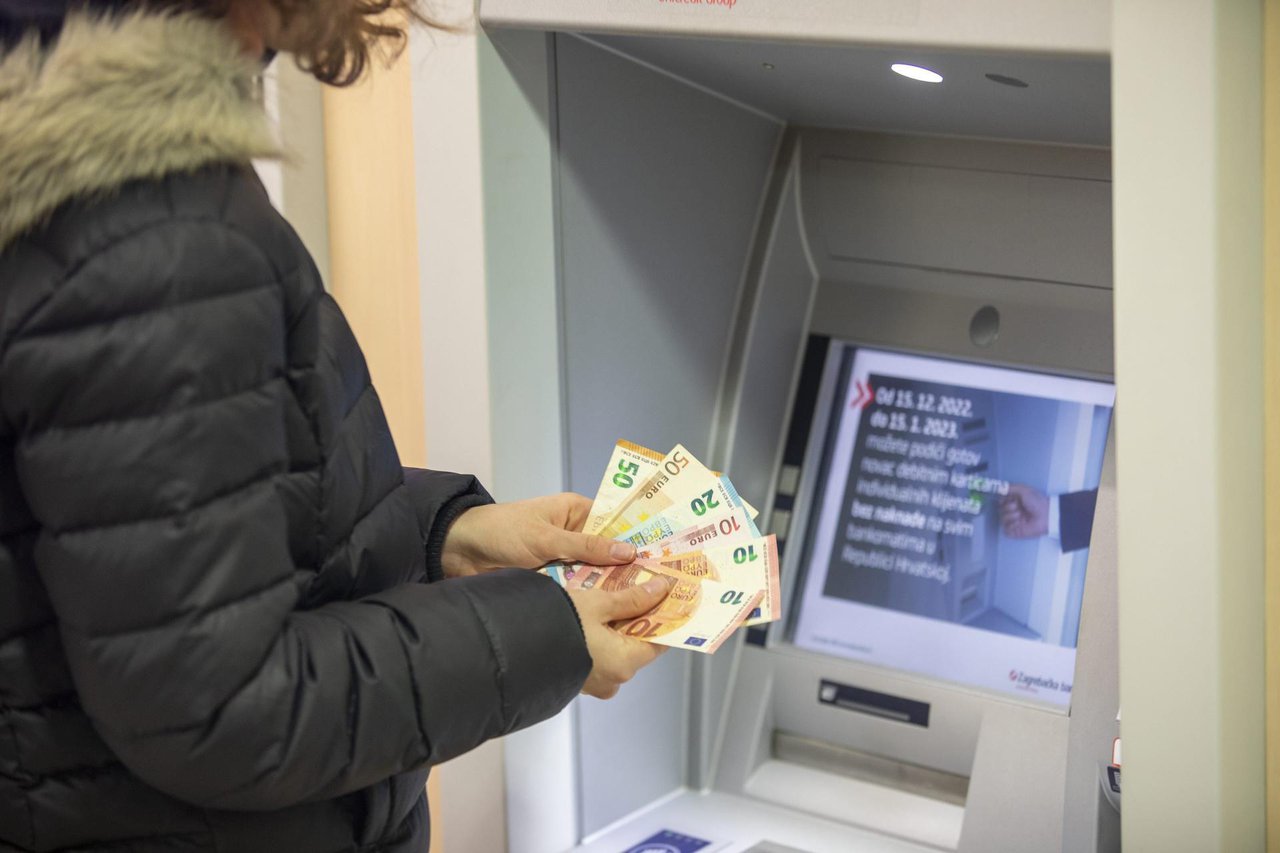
[557,492,594,533]
[544,528,636,566]
[584,635,667,700]
[600,575,674,620]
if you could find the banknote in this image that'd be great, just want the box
[630,502,760,560]
[649,535,781,626]
[596,445,741,539]
[586,440,757,533]
[585,440,665,535]
[562,561,763,654]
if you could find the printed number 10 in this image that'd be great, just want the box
[733,545,758,564]
[720,590,745,605]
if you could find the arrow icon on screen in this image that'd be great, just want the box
[850,380,874,409]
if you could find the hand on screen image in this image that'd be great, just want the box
[999,484,1050,539]
[999,484,1099,553]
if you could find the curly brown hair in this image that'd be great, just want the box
[154,0,454,86]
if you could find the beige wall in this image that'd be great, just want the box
[1267,1,1280,849]
[1114,0,1266,849]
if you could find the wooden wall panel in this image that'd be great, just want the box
[322,56,428,469]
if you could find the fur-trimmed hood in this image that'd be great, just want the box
[0,10,280,249]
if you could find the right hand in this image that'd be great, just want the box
[568,577,674,699]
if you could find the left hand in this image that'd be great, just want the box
[441,492,637,578]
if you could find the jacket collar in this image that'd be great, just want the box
[0,10,280,250]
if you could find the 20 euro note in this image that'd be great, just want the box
[562,561,762,654]
[596,445,743,539]
[648,535,782,627]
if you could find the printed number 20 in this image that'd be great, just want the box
[690,489,721,517]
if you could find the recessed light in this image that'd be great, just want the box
[891,63,943,83]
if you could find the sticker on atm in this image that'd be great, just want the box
[623,829,713,853]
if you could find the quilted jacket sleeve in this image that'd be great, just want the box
[402,467,493,582]
[0,217,591,811]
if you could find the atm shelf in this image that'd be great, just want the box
[574,788,943,853]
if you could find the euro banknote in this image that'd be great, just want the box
[586,440,757,536]
[595,445,741,539]
[561,560,763,654]
[550,440,779,654]
[647,535,781,627]
[585,440,665,535]
[629,502,760,560]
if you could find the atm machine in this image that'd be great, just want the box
[475,3,1121,851]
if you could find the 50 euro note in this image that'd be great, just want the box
[585,440,665,535]
[585,440,758,535]
[647,535,782,627]
[562,561,762,654]
[596,445,744,540]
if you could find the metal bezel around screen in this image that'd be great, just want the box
[771,337,1115,713]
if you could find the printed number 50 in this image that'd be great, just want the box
[613,460,639,489]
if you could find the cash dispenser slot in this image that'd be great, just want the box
[772,731,970,807]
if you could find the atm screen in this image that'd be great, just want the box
[790,345,1115,707]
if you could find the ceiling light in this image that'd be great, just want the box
[891,63,943,83]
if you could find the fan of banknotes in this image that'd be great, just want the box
[542,441,780,654]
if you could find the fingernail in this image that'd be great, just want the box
[643,577,671,595]
[610,542,636,562]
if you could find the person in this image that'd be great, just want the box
[999,483,1099,553]
[0,2,672,850]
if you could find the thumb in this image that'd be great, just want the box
[546,528,636,565]
[602,575,674,620]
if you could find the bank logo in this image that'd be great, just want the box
[1008,668,1072,694]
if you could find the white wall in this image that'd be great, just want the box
[410,11,507,853]
[256,61,331,284]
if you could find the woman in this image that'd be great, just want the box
[0,1,670,850]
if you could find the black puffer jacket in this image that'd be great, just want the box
[0,11,591,852]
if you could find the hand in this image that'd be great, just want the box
[999,484,1050,538]
[568,577,673,699]
[441,492,636,578]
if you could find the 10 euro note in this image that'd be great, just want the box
[629,502,760,560]
[648,535,781,627]
[562,561,762,654]
[596,445,741,539]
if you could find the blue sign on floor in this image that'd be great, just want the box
[622,828,713,853]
